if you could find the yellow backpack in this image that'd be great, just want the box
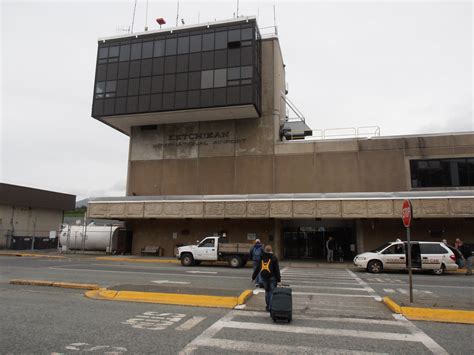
[260,259,272,278]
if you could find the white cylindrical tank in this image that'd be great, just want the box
[60,224,120,252]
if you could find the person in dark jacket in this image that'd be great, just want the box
[457,239,473,275]
[252,245,281,312]
[249,239,264,287]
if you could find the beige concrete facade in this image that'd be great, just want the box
[88,32,474,258]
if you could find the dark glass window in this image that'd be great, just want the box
[165,37,177,55]
[104,98,115,115]
[151,75,164,93]
[93,99,104,115]
[190,35,201,52]
[138,95,150,111]
[214,50,227,69]
[228,48,240,67]
[213,88,226,105]
[127,96,138,112]
[240,84,252,102]
[201,51,214,70]
[152,57,164,75]
[142,41,153,58]
[115,97,127,113]
[188,71,201,90]
[241,27,252,40]
[164,56,176,74]
[139,77,151,95]
[420,244,449,254]
[119,44,130,61]
[106,63,118,80]
[228,29,240,42]
[154,40,165,57]
[382,244,404,254]
[162,93,175,110]
[163,74,176,92]
[227,67,240,80]
[215,31,227,49]
[99,47,108,59]
[177,36,189,54]
[150,94,162,111]
[241,46,252,65]
[175,91,187,109]
[201,70,214,89]
[227,86,240,104]
[105,80,117,96]
[95,82,105,98]
[128,78,139,96]
[187,90,200,107]
[176,73,188,91]
[241,66,252,78]
[189,53,201,71]
[177,55,189,73]
[214,68,226,88]
[410,158,474,187]
[202,33,214,51]
[131,43,142,60]
[116,79,128,97]
[109,46,119,58]
[118,62,129,79]
[96,64,107,81]
[140,59,152,76]
[129,60,141,78]
[201,89,213,107]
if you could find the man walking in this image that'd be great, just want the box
[326,236,335,262]
[249,239,264,287]
[458,239,473,275]
[252,245,281,312]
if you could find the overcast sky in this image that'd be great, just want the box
[1,0,472,201]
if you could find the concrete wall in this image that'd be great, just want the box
[128,218,275,257]
[0,204,63,248]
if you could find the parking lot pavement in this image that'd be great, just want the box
[182,267,452,354]
[353,269,474,310]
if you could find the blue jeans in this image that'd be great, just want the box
[252,260,262,285]
[466,256,473,275]
[262,277,277,310]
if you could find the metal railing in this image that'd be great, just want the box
[304,126,381,140]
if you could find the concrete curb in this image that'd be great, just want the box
[85,288,253,309]
[382,296,474,324]
[10,279,100,290]
[0,252,65,259]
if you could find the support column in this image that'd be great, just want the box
[273,219,282,259]
[355,219,365,254]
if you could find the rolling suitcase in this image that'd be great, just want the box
[270,285,292,323]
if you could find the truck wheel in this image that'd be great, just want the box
[367,260,383,274]
[229,256,242,268]
[181,253,194,267]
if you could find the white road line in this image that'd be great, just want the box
[152,280,190,284]
[48,267,249,279]
[281,279,361,286]
[293,292,375,298]
[346,269,378,297]
[176,317,206,331]
[193,338,387,355]
[223,320,417,341]
[383,288,395,293]
[186,271,218,274]
[291,285,368,291]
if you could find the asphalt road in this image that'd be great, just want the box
[1,256,473,354]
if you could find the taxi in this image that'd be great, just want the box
[353,241,458,275]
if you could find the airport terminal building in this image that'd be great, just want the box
[88,17,474,259]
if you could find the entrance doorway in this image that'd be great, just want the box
[282,220,356,261]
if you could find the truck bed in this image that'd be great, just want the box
[218,242,253,254]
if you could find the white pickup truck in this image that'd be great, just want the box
[176,236,253,268]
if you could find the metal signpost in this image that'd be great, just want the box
[402,199,413,303]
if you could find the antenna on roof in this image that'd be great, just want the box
[144,0,149,31]
[176,1,180,27]
[130,0,138,34]
[236,0,240,17]
[273,4,278,35]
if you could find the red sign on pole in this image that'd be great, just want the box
[402,199,412,228]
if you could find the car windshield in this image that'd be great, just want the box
[370,243,391,253]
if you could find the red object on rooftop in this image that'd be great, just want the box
[156,18,166,25]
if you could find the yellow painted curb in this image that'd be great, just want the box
[383,296,402,314]
[383,296,474,324]
[85,288,247,308]
[96,257,179,264]
[0,252,65,259]
[10,279,99,290]
[237,289,253,305]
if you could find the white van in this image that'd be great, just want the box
[353,241,458,275]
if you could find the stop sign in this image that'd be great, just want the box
[402,199,412,227]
